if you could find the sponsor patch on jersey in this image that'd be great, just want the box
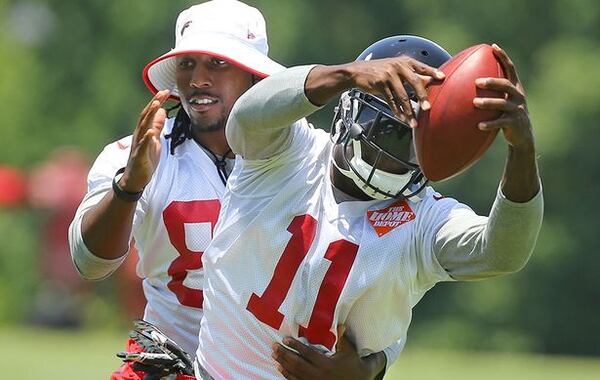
[367,199,416,237]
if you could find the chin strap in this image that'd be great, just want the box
[332,154,427,203]
[337,139,427,202]
[334,158,427,202]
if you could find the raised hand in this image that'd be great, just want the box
[474,44,539,202]
[120,90,170,192]
[474,44,534,152]
[347,57,445,127]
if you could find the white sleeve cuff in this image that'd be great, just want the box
[497,178,543,208]
[69,209,128,281]
[382,338,405,373]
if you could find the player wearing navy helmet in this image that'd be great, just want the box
[196,34,543,379]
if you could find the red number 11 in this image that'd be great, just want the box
[246,214,358,349]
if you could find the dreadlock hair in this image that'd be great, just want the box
[164,104,193,155]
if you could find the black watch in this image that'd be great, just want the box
[112,167,144,202]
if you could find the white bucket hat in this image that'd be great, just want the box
[142,0,285,100]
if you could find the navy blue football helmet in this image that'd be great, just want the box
[331,35,451,200]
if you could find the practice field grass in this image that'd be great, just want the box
[3,326,600,379]
[389,349,600,380]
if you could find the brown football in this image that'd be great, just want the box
[415,44,505,181]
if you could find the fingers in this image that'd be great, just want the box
[474,80,529,133]
[144,91,170,125]
[389,58,443,125]
[411,61,444,112]
[354,57,445,127]
[131,103,166,166]
[393,61,426,118]
[411,60,445,81]
[476,78,524,103]
[272,342,320,380]
[134,101,161,145]
[137,122,163,149]
[478,110,529,131]
[409,79,430,112]
[138,90,170,123]
[281,337,325,364]
[383,77,416,127]
[478,116,516,131]
[135,90,170,143]
[473,97,519,113]
[491,44,520,86]
[415,72,438,95]
[152,108,167,132]
[381,86,404,123]
[145,89,170,111]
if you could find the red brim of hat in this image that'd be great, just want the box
[142,34,285,101]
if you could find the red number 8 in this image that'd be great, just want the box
[163,199,220,309]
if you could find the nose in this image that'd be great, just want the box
[190,62,212,89]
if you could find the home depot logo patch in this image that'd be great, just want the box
[367,199,416,237]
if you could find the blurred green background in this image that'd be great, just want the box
[1,0,599,378]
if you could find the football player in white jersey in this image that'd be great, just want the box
[196,35,543,379]
[69,1,395,379]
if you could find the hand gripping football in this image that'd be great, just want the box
[415,44,505,181]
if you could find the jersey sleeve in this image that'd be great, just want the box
[68,135,148,280]
[408,190,462,294]
[225,65,322,160]
[433,184,543,280]
[68,212,127,280]
[381,338,405,373]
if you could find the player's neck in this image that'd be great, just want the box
[191,130,233,158]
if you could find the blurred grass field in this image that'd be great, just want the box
[3,326,599,380]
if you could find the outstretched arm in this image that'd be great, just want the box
[226,58,445,159]
[305,58,445,126]
[474,44,539,202]
[434,45,543,280]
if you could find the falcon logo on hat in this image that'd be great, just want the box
[180,20,192,36]
[142,0,285,100]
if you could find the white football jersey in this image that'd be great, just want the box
[75,118,226,355]
[198,121,468,379]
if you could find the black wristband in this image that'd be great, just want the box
[112,167,144,202]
